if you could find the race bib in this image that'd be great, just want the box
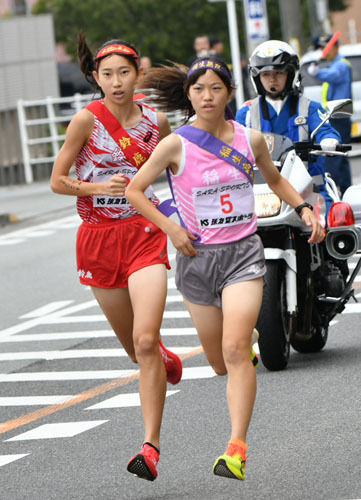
[192,179,254,229]
[92,166,153,208]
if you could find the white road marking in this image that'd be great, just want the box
[0,239,26,246]
[0,280,182,339]
[344,303,361,314]
[41,310,190,324]
[85,390,180,410]
[0,327,198,343]
[0,346,196,361]
[0,396,74,406]
[0,370,137,382]
[5,421,108,441]
[20,301,74,319]
[181,366,216,379]
[0,366,211,383]
[165,295,183,303]
[0,454,30,467]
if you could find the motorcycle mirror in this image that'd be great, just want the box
[310,99,353,141]
[326,98,353,118]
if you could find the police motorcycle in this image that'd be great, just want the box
[254,98,361,371]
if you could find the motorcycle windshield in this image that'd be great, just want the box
[254,133,295,184]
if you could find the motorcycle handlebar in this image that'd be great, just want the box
[293,141,352,160]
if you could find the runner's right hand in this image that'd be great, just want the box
[168,224,198,256]
[103,173,127,196]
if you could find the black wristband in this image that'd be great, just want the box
[295,202,313,218]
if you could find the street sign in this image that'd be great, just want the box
[242,0,269,55]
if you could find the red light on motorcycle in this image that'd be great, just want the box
[327,202,355,227]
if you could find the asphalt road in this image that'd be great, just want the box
[0,166,361,499]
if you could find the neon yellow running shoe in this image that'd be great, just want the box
[251,328,259,369]
[213,440,247,481]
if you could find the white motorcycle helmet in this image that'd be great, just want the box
[249,40,301,98]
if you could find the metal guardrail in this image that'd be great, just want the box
[17,92,186,184]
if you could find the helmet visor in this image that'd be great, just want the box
[250,64,288,77]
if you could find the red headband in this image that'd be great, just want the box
[95,44,139,65]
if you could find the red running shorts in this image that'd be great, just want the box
[76,215,170,288]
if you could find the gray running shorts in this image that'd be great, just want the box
[175,233,266,308]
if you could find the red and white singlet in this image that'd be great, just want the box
[75,100,160,223]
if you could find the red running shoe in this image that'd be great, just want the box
[127,442,159,481]
[159,339,183,384]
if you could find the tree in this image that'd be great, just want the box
[329,0,350,11]
[32,0,351,65]
[32,0,244,65]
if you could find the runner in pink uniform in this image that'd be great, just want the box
[51,32,182,482]
[127,57,325,481]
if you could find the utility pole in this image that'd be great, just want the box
[278,0,305,55]
[208,0,244,108]
[306,0,331,39]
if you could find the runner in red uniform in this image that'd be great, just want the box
[51,32,182,481]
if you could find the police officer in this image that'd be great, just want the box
[308,34,352,196]
[236,40,341,214]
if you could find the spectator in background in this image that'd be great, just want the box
[307,33,352,196]
[241,55,252,101]
[188,34,211,66]
[209,36,224,57]
[140,56,152,73]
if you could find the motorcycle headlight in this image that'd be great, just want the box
[255,193,281,218]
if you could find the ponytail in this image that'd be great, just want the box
[138,57,234,123]
[77,31,97,89]
[138,63,195,122]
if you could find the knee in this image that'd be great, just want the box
[133,332,158,360]
[212,365,228,376]
[222,340,249,366]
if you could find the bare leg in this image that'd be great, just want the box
[183,278,263,443]
[91,286,135,361]
[182,298,226,375]
[222,278,263,442]
[128,264,168,450]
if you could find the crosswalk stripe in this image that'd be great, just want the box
[344,303,361,314]
[0,454,30,467]
[0,370,137,382]
[0,347,204,436]
[0,346,196,361]
[40,310,191,323]
[0,365,210,383]
[5,421,108,441]
[0,396,74,406]
[20,301,74,319]
[85,390,180,410]
[0,327,198,343]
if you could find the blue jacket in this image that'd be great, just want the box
[235,95,341,186]
[316,54,352,103]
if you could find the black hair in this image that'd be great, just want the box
[77,31,139,96]
[139,56,234,123]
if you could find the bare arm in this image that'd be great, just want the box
[157,111,172,140]
[250,129,325,243]
[126,134,198,256]
[50,109,126,197]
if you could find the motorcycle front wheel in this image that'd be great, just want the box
[256,260,290,371]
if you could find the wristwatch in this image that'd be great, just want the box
[295,202,313,218]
